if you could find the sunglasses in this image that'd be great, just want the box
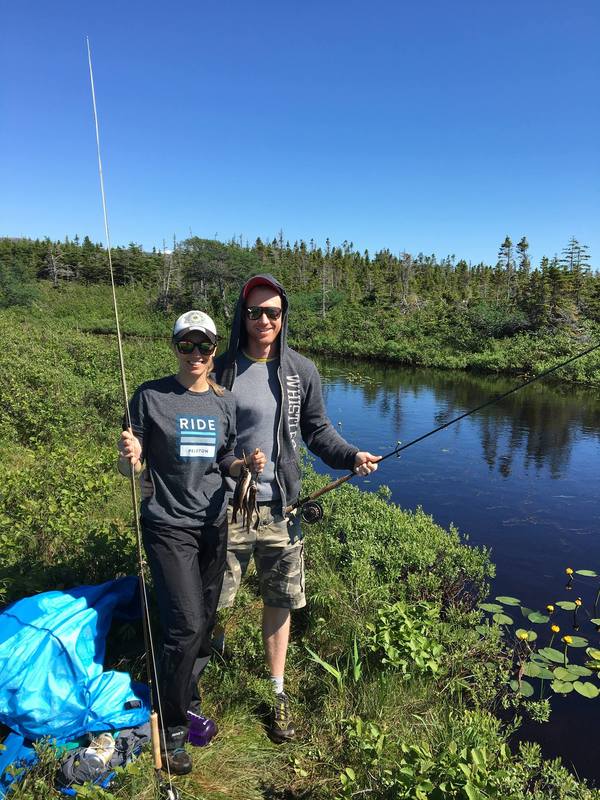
[175,340,216,355]
[245,306,282,321]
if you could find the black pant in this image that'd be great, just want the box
[142,516,227,730]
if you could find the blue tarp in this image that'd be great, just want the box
[0,577,150,796]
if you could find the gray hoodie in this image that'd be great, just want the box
[213,274,358,514]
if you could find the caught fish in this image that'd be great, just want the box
[232,459,252,524]
[232,452,260,531]
[243,475,259,533]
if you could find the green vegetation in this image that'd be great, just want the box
[1,233,600,384]
[1,285,599,797]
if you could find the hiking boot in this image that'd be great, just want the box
[186,710,218,747]
[267,692,295,743]
[161,726,193,775]
[163,748,192,775]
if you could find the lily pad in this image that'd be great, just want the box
[479,603,504,613]
[493,613,513,625]
[522,662,541,678]
[575,570,598,577]
[566,665,593,677]
[556,601,577,611]
[475,625,489,636]
[586,647,600,661]
[567,636,588,648]
[538,647,565,663]
[573,681,600,699]
[554,667,579,682]
[590,619,600,626]
[514,629,537,642]
[509,679,534,697]
[520,606,535,618]
[584,661,600,671]
[537,666,556,680]
[523,630,537,642]
[523,662,553,679]
[551,680,574,694]
[527,611,550,624]
[495,596,521,606]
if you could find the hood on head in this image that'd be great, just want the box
[226,273,289,359]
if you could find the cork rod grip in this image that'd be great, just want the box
[150,711,162,770]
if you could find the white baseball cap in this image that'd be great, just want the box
[172,310,218,343]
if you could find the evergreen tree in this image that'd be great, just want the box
[560,237,591,310]
[524,268,549,329]
[545,256,570,323]
[497,236,515,298]
[516,236,530,275]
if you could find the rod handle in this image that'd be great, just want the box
[286,472,354,513]
[151,711,162,770]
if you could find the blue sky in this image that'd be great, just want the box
[1,0,598,266]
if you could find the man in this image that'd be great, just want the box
[214,274,379,743]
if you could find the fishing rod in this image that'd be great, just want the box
[86,38,180,800]
[287,339,600,523]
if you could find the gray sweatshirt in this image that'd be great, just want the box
[214,274,358,515]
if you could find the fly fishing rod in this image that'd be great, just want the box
[86,38,180,800]
[287,339,600,523]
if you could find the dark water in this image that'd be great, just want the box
[314,355,600,782]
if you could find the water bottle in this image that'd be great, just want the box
[85,732,115,764]
[74,733,116,782]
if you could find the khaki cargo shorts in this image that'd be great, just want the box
[218,503,305,610]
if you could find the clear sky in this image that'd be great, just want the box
[1,0,598,267]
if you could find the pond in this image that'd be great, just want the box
[314,355,600,782]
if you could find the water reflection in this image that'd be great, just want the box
[315,358,600,479]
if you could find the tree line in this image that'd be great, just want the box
[1,232,599,338]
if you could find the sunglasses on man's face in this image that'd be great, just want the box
[175,340,216,355]
[245,306,282,321]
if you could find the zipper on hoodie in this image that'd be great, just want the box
[274,362,286,514]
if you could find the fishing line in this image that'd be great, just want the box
[288,339,600,516]
[86,38,179,800]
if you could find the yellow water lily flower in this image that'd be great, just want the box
[517,631,529,641]
[562,635,573,644]
[551,625,560,633]
[575,598,582,607]
[565,568,574,575]
[546,605,555,613]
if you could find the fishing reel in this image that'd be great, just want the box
[300,500,324,524]
[159,784,181,800]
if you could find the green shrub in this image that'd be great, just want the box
[467,300,530,339]
[365,600,445,677]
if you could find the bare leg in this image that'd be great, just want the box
[262,605,290,677]
[263,604,295,741]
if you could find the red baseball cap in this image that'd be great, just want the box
[242,276,282,300]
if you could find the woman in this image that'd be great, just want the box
[119,310,264,775]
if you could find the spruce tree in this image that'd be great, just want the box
[516,236,530,275]
[560,236,591,310]
[497,236,514,298]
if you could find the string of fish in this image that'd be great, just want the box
[231,450,260,532]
